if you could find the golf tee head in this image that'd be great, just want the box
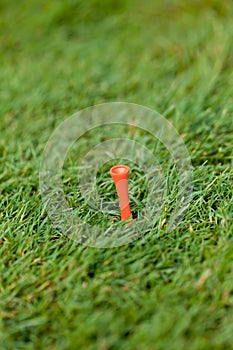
[110,165,132,221]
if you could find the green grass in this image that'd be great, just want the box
[1,0,233,349]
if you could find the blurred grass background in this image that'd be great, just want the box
[0,0,233,349]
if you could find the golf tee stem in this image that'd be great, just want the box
[110,165,132,221]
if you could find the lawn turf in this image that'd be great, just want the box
[0,0,233,349]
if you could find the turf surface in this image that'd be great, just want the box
[0,0,233,349]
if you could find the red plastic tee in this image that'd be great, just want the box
[110,165,132,221]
